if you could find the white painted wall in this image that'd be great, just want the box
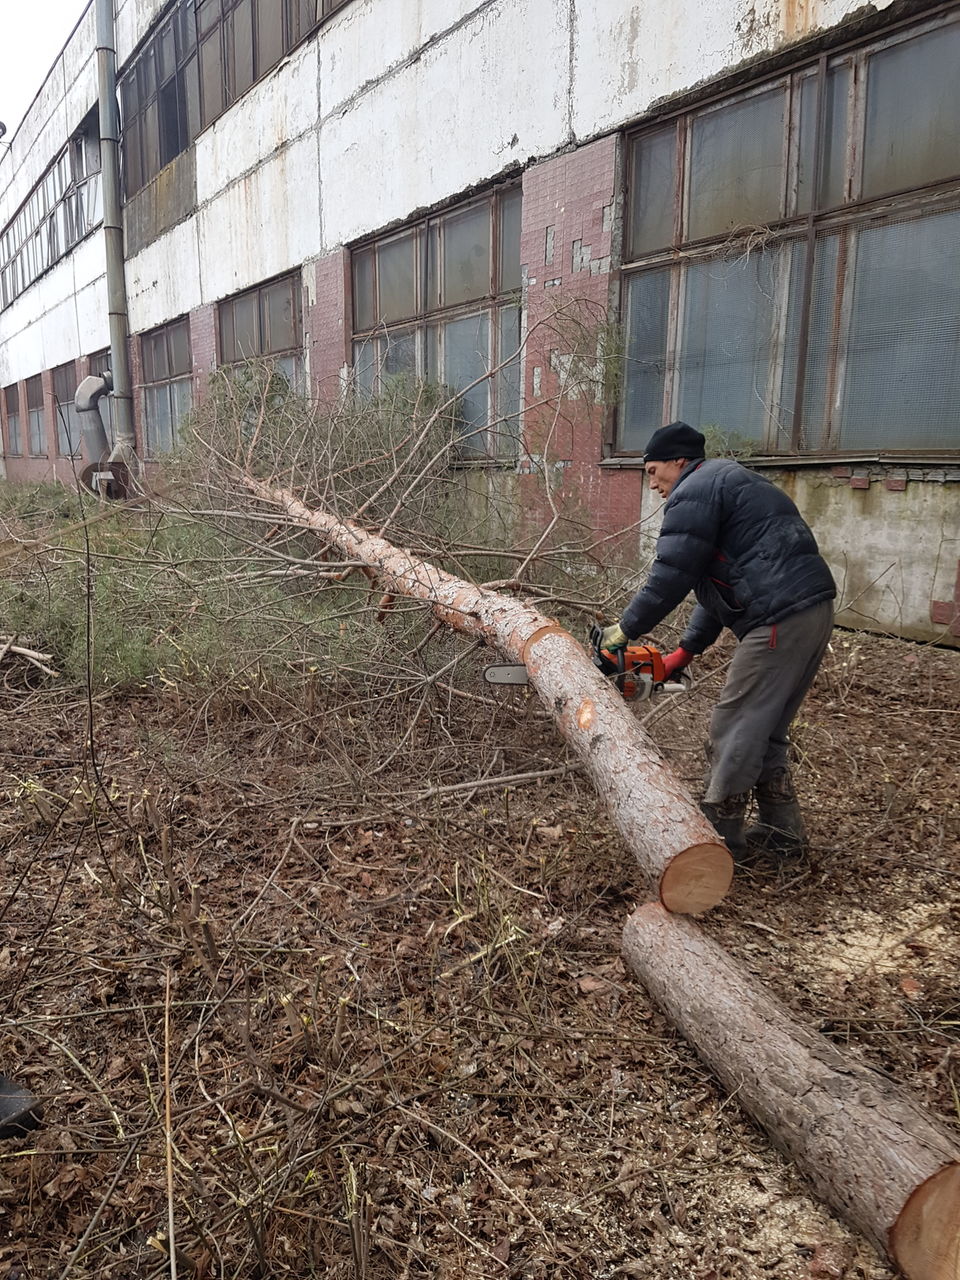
[4,0,905,361]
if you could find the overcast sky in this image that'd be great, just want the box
[1,0,91,143]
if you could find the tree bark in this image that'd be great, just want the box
[622,904,960,1280]
[242,477,733,914]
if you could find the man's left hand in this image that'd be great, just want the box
[600,623,629,651]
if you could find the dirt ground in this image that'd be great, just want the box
[0,626,957,1279]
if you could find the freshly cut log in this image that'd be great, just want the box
[242,477,733,914]
[622,904,960,1280]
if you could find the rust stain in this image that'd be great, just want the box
[576,699,596,731]
[782,0,814,41]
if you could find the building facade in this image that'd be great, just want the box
[0,0,958,644]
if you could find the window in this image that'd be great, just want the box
[53,362,83,457]
[219,273,304,388]
[619,14,960,456]
[120,4,200,198]
[1,122,102,310]
[89,350,115,443]
[25,376,46,456]
[3,385,22,457]
[351,186,523,457]
[142,318,193,455]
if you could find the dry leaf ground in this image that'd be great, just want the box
[0,627,957,1279]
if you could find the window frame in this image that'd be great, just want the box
[2,385,22,457]
[1,124,102,312]
[617,10,960,460]
[217,272,305,389]
[350,184,524,460]
[141,316,194,456]
[25,375,47,457]
[52,361,83,458]
[120,0,354,183]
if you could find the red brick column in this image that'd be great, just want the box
[307,249,351,404]
[518,136,643,546]
[190,303,218,404]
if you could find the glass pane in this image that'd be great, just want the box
[494,304,522,457]
[378,232,417,324]
[677,244,802,447]
[28,408,46,455]
[262,277,299,353]
[425,223,440,312]
[352,338,379,394]
[797,64,849,213]
[797,233,840,452]
[198,0,221,37]
[172,376,194,430]
[498,187,522,292]
[159,77,186,168]
[442,312,490,453]
[629,126,676,257]
[184,55,201,142]
[272,354,302,392]
[688,88,786,241]
[7,412,22,455]
[200,34,224,125]
[834,212,960,449]
[25,376,43,412]
[124,119,143,195]
[222,291,259,360]
[442,204,491,307]
[53,362,75,401]
[145,383,174,455]
[352,248,376,331]
[4,385,19,415]
[57,403,81,456]
[169,318,192,376]
[228,0,255,98]
[863,25,960,199]
[143,330,168,382]
[382,329,417,380]
[142,100,160,183]
[160,23,177,82]
[620,268,670,453]
[256,0,284,74]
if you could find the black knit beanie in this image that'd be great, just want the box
[642,421,706,462]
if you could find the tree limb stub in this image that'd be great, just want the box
[241,476,733,913]
[622,904,960,1280]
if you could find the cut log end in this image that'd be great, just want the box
[658,843,734,915]
[890,1161,960,1280]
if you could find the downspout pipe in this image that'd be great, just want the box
[95,0,137,464]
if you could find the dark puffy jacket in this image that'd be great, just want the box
[620,459,836,653]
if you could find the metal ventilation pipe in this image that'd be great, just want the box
[95,0,136,463]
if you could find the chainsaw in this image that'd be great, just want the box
[483,625,689,702]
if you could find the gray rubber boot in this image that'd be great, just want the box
[746,769,808,856]
[700,794,749,860]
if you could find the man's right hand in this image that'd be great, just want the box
[600,623,629,651]
[662,646,694,678]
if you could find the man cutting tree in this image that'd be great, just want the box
[601,422,836,859]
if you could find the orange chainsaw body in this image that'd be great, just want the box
[595,641,667,700]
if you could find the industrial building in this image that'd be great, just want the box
[0,0,957,644]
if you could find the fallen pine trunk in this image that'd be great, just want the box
[622,904,960,1280]
[242,477,733,914]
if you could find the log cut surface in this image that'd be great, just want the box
[623,904,960,1280]
[243,477,733,913]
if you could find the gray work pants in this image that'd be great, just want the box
[703,600,834,804]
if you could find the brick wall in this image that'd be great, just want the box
[307,249,351,403]
[518,136,645,549]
